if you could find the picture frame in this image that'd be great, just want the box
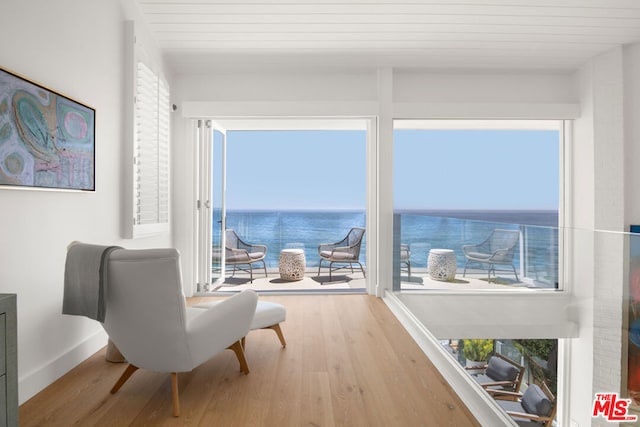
[0,66,95,191]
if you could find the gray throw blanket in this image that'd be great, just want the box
[62,242,121,322]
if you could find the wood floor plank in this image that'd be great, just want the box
[19,294,479,426]
[302,371,336,427]
[319,296,373,427]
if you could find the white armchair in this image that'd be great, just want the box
[101,248,258,417]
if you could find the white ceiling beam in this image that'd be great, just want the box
[138,3,640,19]
[164,51,584,71]
[142,14,640,29]
[139,0,640,8]
[152,32,626,46]
[157,40,609,53]
[149,23,640,38]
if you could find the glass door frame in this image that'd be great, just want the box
[193,116,379,296]
[196,120,227,291]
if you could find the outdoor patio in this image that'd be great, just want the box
[210,269,367,293]
[400,267,545,291]
[206,267,545,294]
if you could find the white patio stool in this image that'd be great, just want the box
[428,249,457,282]
[192,300,286,347]
[279,248,306,281]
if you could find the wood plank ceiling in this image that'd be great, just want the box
[137,0,640,72]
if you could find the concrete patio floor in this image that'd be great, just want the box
[204,267,547,294]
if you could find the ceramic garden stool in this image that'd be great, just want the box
[428,249,457,281]
[279,248,306,281]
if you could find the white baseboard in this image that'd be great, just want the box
[382,291,514,427]
[18,329,108,404]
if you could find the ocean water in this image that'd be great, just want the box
[222,209,559,282]
[224,210,366,269]
[396,210,558,284]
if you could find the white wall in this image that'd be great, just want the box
[564,46,634,427]
[393,69,577,104]
[175,69,379,102]
[0,0,171,403]
[591,47,626,427]
[625,44,640,226]
[565,60,597,427]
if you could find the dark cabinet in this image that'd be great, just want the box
[0,295,17,427]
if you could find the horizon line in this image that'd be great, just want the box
[225,208,558,212]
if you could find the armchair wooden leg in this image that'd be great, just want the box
[228,340,250,374]
[267,324,287,348]
[171,372,180,417]
[105,338,126,363]
[111,364,139,393]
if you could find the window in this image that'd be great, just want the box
[393,120,562,291]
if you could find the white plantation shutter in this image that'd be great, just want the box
[133,60,170,236]
[158,78,170,224]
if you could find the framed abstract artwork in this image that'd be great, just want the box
[0,66,95,191]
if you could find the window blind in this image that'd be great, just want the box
[133,61,170,232]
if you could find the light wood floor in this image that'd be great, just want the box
[20,295,479,426]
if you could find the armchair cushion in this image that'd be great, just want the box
[225,250,265,263]
[248,251,265,260]
[192,299,287,348]
[521,384,553,417]
[193,300,286,331]
[251,301,286,329]
[320,250,355,261]
[465,251,493,261]
[486,355,520,382]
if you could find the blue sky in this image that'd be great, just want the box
[394,129,559,210]
[223,128,559,211]
[225,130,366,210]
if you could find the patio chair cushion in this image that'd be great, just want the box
[248,251,265,260]
[465,251,493,260]
[495,400,539,426]
[486,356,520,382]
[226,251,265,263]
[471,373,493,383]
[521,384,553,417]
[320,250,355,261]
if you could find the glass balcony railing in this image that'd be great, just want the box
[222,209,367,270]
[392,210,559,290]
